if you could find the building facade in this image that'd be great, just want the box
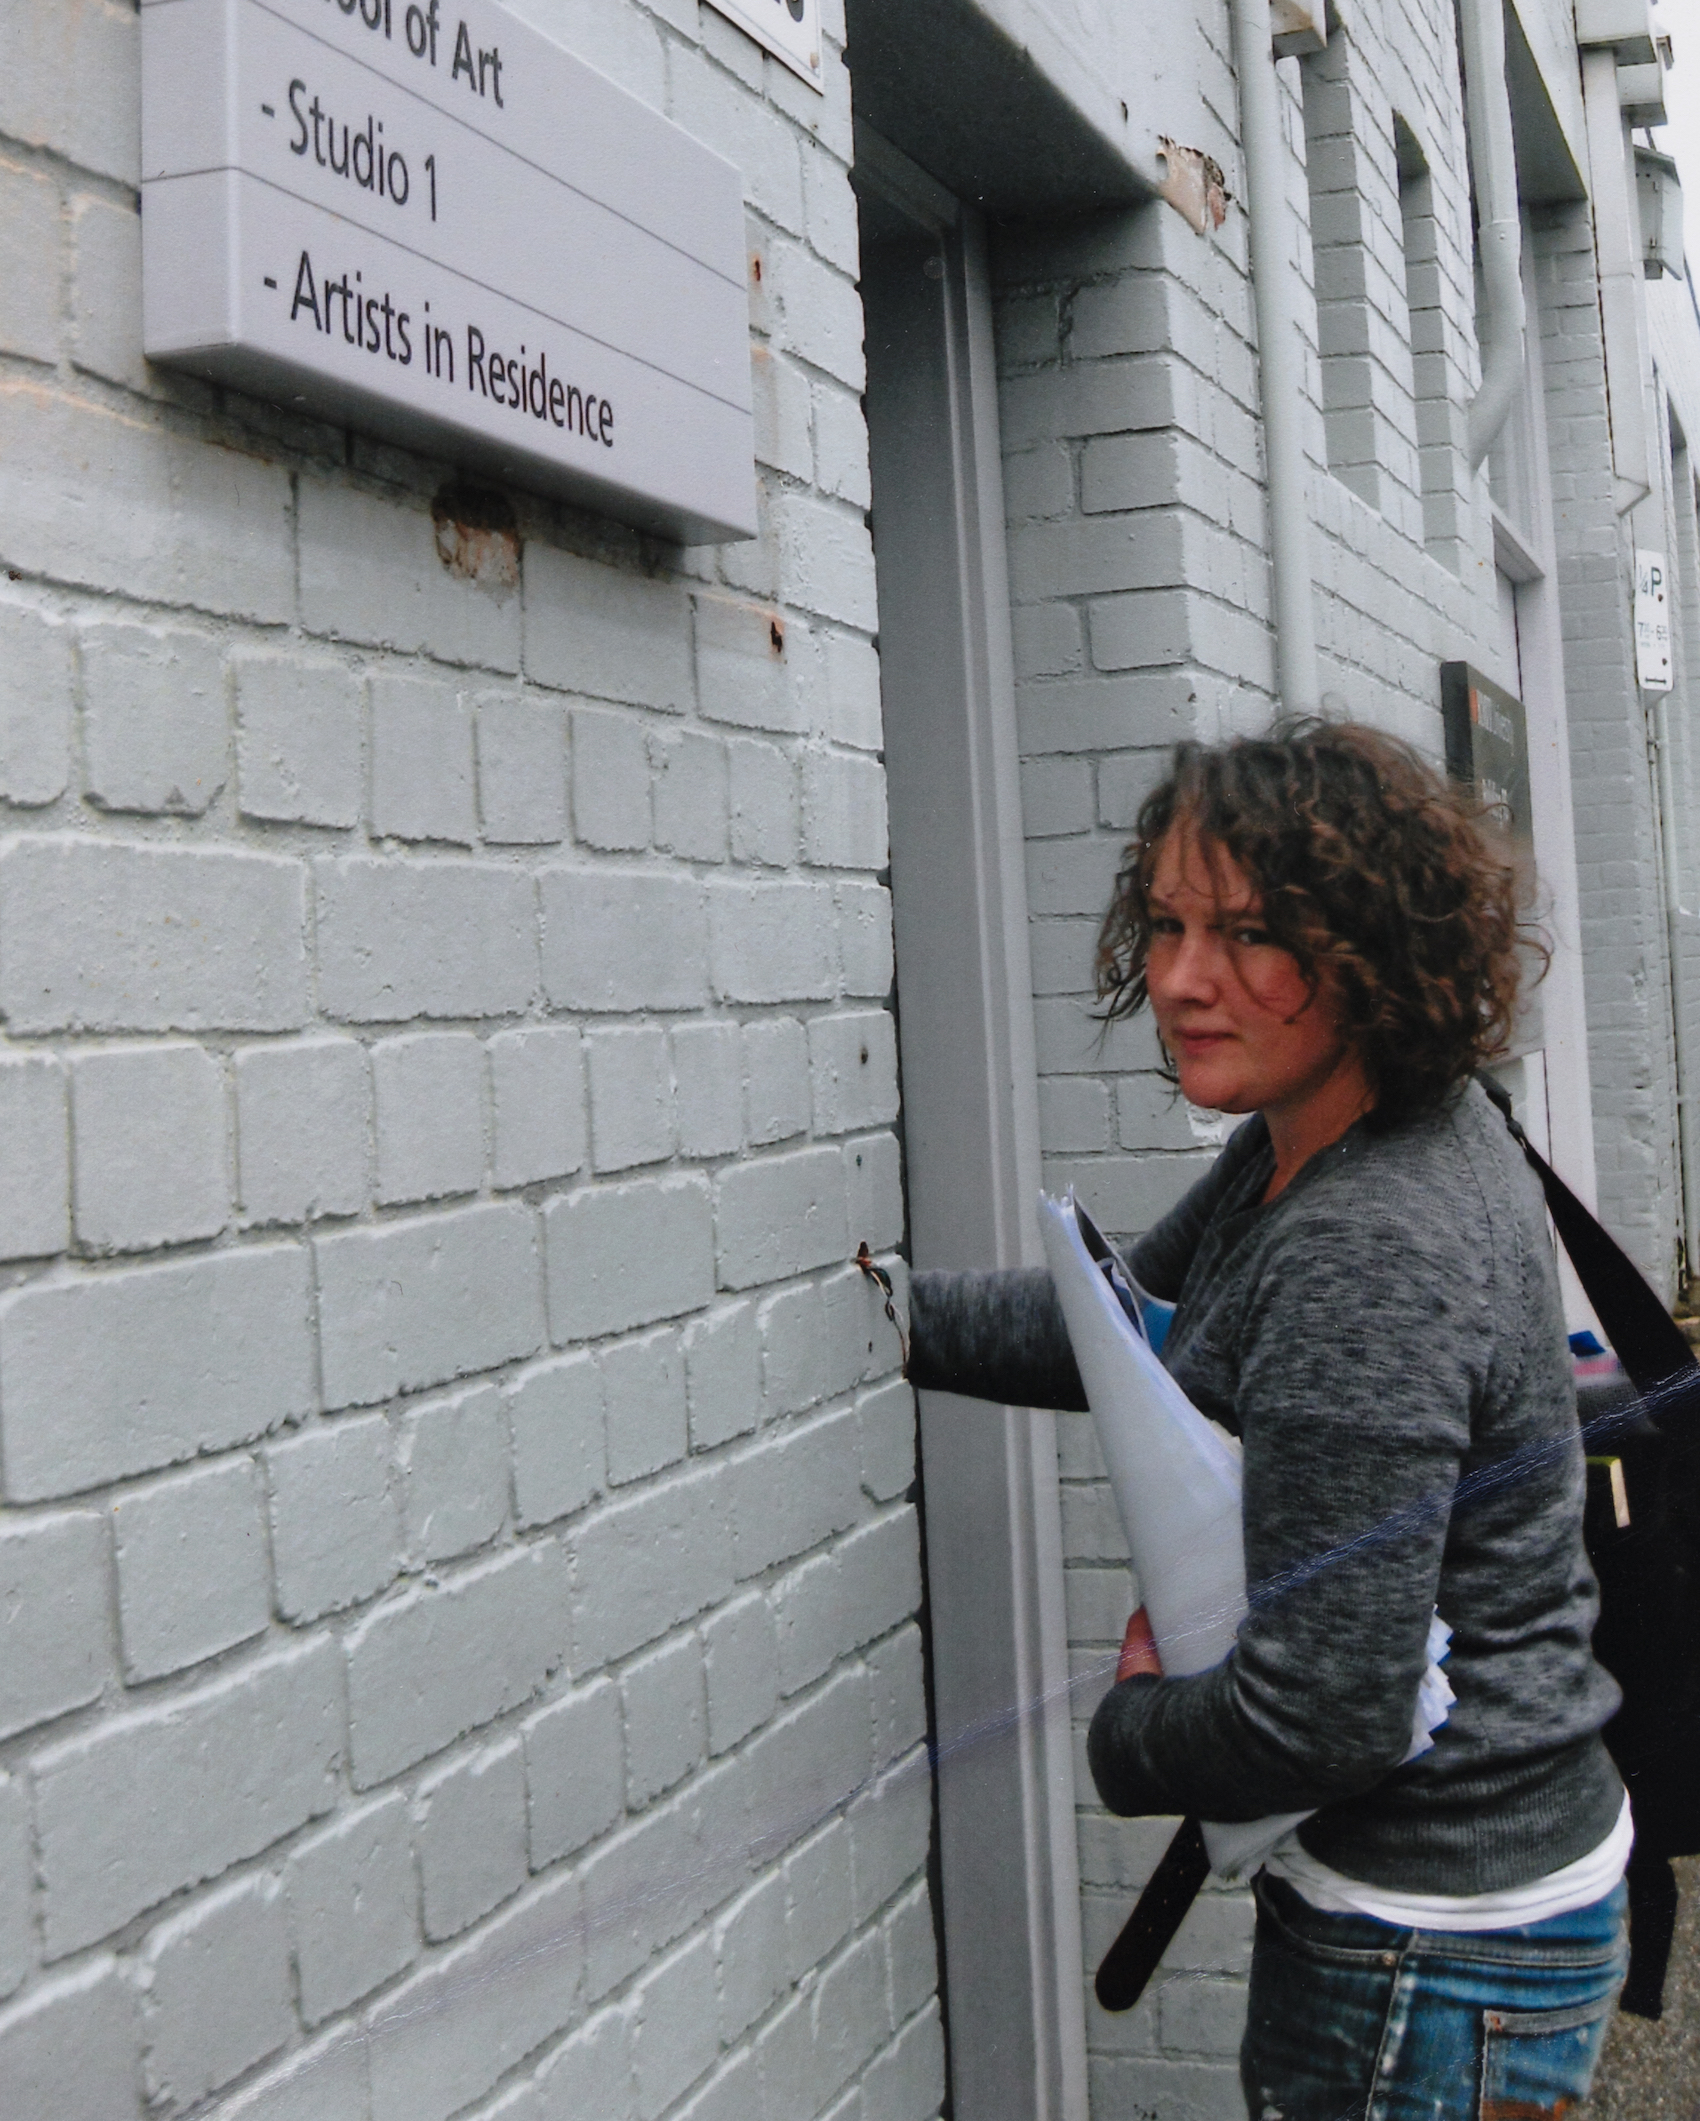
[0,1,1693,2119]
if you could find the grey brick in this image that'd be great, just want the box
[370,670,476,844]
[417,1736,528,1940]
[525,546,690,711]
[742,1663,871,1867]
[709,878,836,1003]
[683,1300,761,1451]
[570,1462,733,1666]
[365,1870,585,2121]
[489,1026,587,1190]
[316,1202,544,1409]
[0,1054,67,1262]
[728,736,798,865]
[398,1382,507,1562]
[477,692,568,844]
[0,156,57,361]
[715,1146,849,1289]
[236,1038,369,1224]
[528,2003,633,2118]
[266,1414,399,1621]
[0,1774,27,2001]
[0,598,72,807]
[32,1639,342,1957]
[81,620,227,818]
[113,1457,269,1682]
[814,1927,888,2097]
[726,1407,859,1578]
[809,1010,900,1136]
[507,1351,604,1528]
[234,652,364,828]
[672,1022,744,1158]
[693,593,804,733]
[861,2002,944,2121]
[587,1025,674,1172]
[703,1590,778,1756]
[848,1750,929,1927]
[846,1132,903,1252]
[572,707,652,851]
[544,1174,714,1343]
[314,857,537,1022]
[0,1957,141,2121]
[70,1041,227,1251]
[714,1873,786,2043]
[836,882,894,999]
[0,1244,312,1501]
[0,1509,110,1741]
[372,1031,486,1204]
[0,836,308,1034]
[344,1543,569,1786]
[744,1017,811,1144]
[760,1281,830,1417]
[140,1872,293,2110]
[285,1793,419,2024]
[856,1379,916,1505]
[297,480,520,669]
[540,867,707,1011]
[802,750,887,870]
[602,1326,688,1487]
[652,728,729,861]
[867,1623,926,1778]
[632,1930,718,2119]
[622,1632,704,1807]
[524,1678,623,1870]
[199,2030,368,2121]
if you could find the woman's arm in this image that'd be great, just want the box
[907,1269,1086,1410]
[1089,1201,1483,1821]
[907,1124,1267,1408]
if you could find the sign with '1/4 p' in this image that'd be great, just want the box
[1635,549,1674,693]
[139,0,758,544]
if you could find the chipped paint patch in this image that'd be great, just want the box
[1157,138,1230,235]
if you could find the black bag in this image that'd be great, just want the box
[1097,1088,1700,2020]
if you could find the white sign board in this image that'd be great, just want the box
[704,0,822,90]
[1635,548,1673,691]
[140,0,757,544]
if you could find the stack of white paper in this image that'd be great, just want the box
[1039,1190,1453,1881]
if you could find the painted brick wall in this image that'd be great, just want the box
[1532,197,1683,1286]
[0,4,943,2119]
[990,4,1550,2112]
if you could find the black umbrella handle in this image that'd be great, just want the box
[1094,1817,1211,2012]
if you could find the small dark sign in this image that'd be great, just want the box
[1440,662,1531,847]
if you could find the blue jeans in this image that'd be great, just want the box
[1240,1872,1628,2120]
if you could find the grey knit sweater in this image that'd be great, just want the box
[910,1083,1624,1893]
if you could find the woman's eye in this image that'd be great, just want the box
[1150,915,1184,937]
[1230,925,1272,948]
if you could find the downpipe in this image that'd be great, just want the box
[1459,0,1525,468]
[1229,0,1320,715]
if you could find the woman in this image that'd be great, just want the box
[909,722,1628,2121]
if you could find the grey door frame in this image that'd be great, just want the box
[855,122,1090,2121]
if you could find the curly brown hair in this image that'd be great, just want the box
[1095,720,1542,1123]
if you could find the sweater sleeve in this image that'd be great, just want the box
[1089,1197,1487,1821]
[907,1268,1086,1410]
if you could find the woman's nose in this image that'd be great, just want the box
[1151,927,1220,1002]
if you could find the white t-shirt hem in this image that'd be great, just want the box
[1263,1794,1633,1933]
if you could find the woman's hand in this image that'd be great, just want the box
[1118,1606,1163,1681]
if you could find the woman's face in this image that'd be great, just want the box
[1144,821,1357,1119]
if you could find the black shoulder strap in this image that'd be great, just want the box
[1478,1076,1700,1430]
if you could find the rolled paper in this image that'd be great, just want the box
[1040,1189,1451,1881]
